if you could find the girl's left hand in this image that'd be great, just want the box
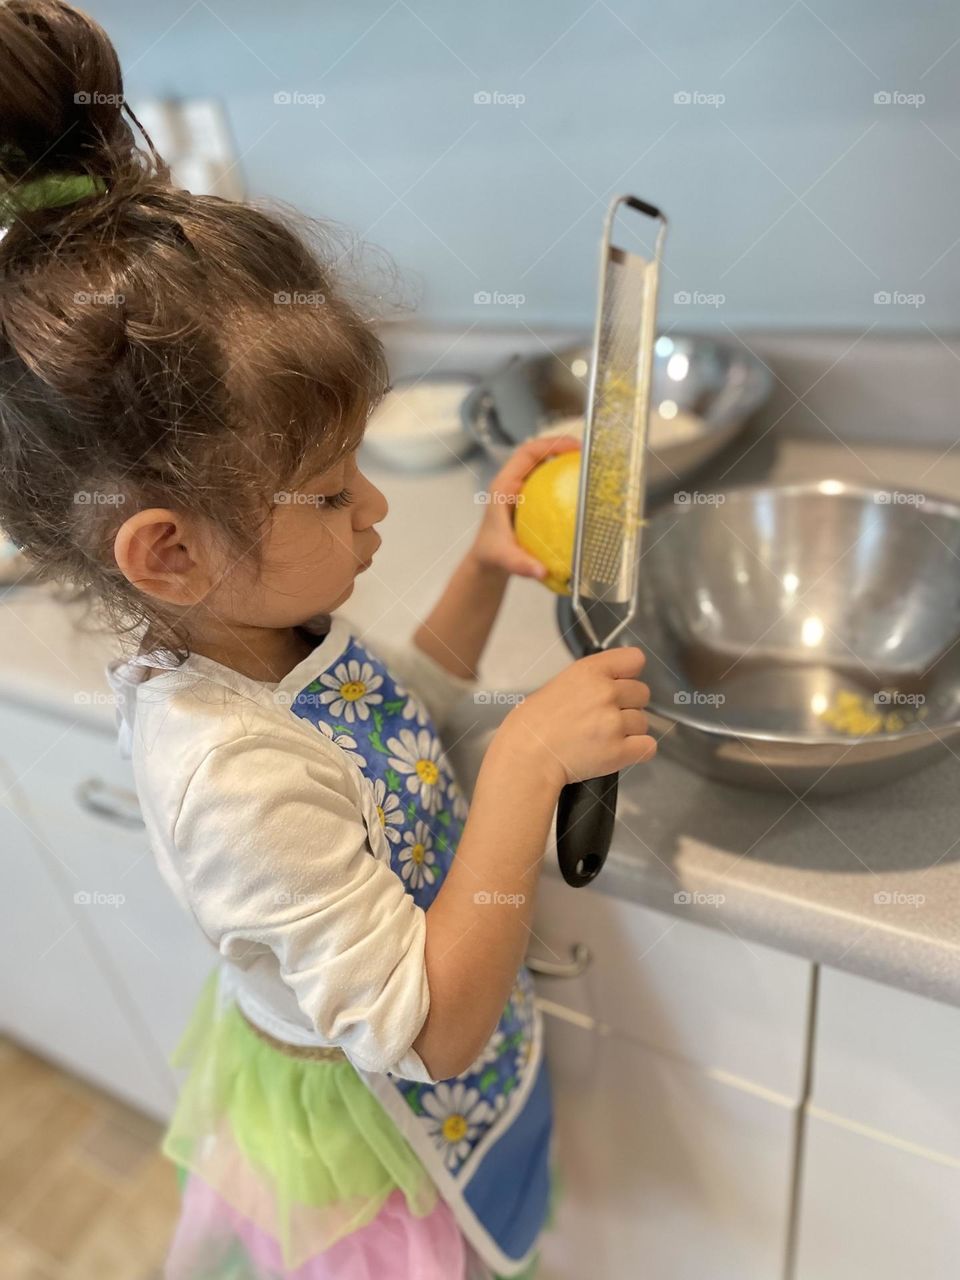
[470,434,581,580]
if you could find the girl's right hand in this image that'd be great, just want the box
[498,647,656,789]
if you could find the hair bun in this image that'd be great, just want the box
[0,0,150,186]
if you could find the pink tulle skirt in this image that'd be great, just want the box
[166,1174,496,1279]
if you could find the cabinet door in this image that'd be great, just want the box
[536,1005,796,1280]
[0,703,215,1118]
[0,755,170,1116]
[530,874,812,1100]
[795,1113,960,1280]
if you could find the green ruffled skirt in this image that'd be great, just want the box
[161,970,551,1278]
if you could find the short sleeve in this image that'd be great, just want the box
[365,635,478,731]
[173,725,435,1080]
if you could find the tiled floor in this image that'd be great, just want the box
[0,1037,178,1279]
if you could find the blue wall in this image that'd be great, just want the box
[83,1,960,333]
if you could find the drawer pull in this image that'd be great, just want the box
[526,942,591,979]
[76,778,144,829]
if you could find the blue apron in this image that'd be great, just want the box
[287,631,553,1277]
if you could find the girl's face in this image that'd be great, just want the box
[209,447,388,629]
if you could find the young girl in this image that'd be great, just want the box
[0,3,655,1276]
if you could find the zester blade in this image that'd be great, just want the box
[571,196,668,652]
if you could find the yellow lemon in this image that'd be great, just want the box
[515,450,581,595]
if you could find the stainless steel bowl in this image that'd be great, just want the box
[557,481,960,794]
[461,334,772,493]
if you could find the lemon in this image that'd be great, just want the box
[515,450,581,595]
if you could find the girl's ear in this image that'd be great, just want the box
[113,509,214,606]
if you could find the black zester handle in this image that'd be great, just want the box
[556,769,619,887]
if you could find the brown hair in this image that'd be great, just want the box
[0,0,391,651]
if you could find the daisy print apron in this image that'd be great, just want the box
[283,623,553,1278]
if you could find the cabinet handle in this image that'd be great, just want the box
[525,942,591,978]
[75,778,144,829]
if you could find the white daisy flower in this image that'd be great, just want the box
[371,777,404,845]
[448,783,469,822]
[465,1029,505,1077]
[421,1083,493,1170]
[316,720,367,769]
[399,820,438,889]
[386,727,445,814]
[403,693,430,727]
[316,659,383,724]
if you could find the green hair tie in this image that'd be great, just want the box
[0,173,107,227]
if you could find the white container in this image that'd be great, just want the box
[362,374,479,472]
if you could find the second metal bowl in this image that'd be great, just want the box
[462,334,772,493]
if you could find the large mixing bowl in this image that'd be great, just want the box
[461,335,772,494]
[557,481,960,794]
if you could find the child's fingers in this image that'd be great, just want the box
[491,435,581,494]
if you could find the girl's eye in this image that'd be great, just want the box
[321,487,354,510]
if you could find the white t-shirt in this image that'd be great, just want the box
[106,614,479,1084]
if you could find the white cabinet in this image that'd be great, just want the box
[793,966,960,1279]
[794,1115,960,1280]
[0,752,170,1116]
[531,875,813,1100]
[0,702,214,1119]
[536,1006,796,1280]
